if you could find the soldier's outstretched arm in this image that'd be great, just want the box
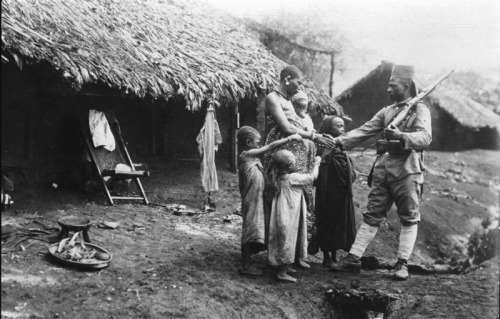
[336,108,385,150]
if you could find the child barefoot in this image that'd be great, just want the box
[268,150,321,282]
[237,126,302,276]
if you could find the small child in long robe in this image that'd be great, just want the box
[268,150,321,282]
[314,116,357,267]
[237,126,302,276]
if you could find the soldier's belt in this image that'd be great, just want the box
[376,139,412,155]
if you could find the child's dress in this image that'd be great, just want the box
[268,173,312,266]
[238,154,267,253]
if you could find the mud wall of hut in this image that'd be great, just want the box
[1,64,83,186]
[1,65,37,172]
[2,63,167,186]
[2,63,265,188]
[156,99,233,163]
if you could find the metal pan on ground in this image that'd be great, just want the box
[57,215,93,242]
[57,215,92,229]
[173,209,199,216]
[48,242,112,270]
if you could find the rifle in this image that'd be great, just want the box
[375,69,454,160]
[368,70,454,187]
[388,69,454,129]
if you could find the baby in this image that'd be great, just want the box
[267,149,321,282]
[291,91,315,132]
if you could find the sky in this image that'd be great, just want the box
[206,0,500,90]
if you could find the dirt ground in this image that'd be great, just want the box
[1,149,499,319]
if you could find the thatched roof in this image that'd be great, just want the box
[426,87,500,131]
[335,61,393,106]
[334,61,393,130]
[1,0,339,112]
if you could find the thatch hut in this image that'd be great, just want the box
[425,87,500,150]
[1,0,341,186]
[335,61,500,151]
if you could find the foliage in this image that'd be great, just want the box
[244,9,372,94]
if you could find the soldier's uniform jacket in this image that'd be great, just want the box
[338,98,432,183]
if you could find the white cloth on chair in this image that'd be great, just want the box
[89,109,116,152]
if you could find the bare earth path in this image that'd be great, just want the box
[1,150,499,318]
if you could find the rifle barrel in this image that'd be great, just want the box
[388,69,454,128]
[421,69,454,95]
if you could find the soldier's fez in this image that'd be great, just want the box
[390,64,419,96]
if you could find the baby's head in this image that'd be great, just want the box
[319,116,345,137]
[291,91,309,119]
[273,150,297,174]
[237,126,261,151]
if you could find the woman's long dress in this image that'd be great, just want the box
[263,91,317,239]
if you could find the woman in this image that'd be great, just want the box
[263,65,336,267]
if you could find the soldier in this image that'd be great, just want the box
[330,64,432,281]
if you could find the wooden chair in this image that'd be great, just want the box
[78,109,150,205]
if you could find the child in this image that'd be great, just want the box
[313,116,357,268]
[291,91,315,132]
[268,149,321,282]
[237,126,302,276]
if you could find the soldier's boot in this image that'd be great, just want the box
[329,253,362,273]
[393,258,409,281]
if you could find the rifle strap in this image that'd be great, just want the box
[384,104,407,129]
[367,155,379,187]
[384,99,420,130]
[401,103,420,132]
[420,150,426,198]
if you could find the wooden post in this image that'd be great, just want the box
[162,100,170,159]
[235,101,240,168]
[150,101,156,156]
[163,119,169,159]
[329,51,335,98]
[229,101,239,172]
[310,52,316,78]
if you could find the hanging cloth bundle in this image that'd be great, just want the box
[196,103,222,194]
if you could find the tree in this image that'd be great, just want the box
[244,9,371,96]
